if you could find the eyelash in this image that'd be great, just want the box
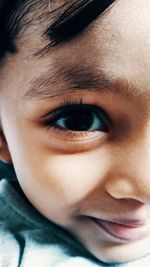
[42,98,111,140]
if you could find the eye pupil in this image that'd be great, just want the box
[64,110,93,131]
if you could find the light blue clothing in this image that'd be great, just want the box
[0,179,150,267]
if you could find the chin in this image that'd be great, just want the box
[87,241,150,264]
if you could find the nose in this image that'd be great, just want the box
[105,146,150,205]
[105,174,150,205]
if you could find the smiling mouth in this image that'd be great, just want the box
[89,217,150,241]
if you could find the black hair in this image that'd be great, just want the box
[0,0,115,61]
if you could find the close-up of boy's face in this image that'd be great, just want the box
[1,0,150,264]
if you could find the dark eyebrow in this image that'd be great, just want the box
[24,65,134,101]
[37,0,115,54]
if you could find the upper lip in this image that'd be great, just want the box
[88,216,150,227]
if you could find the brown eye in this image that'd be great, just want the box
[50,105,109,132]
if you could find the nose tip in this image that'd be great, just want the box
[105,176,150,205]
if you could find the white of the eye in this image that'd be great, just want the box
[56,117,67,128]
[89,112,103,130]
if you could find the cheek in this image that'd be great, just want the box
[22,152,110,224]
[31,151,109,206]
[16,142,109,207]
[2,115,110,221]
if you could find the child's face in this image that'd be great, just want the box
[1,0,150,264]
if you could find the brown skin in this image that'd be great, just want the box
[0,0,150,263]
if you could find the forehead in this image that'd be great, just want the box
[77,0,150,86]
[44,0,150,85]
[2,0,150,103]
[17,0,150,63]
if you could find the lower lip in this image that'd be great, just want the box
[91,218,150,241]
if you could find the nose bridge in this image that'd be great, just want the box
[105,137,150,204]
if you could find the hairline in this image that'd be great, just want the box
[1,0,116,57]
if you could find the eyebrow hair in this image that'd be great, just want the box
[37,0,115,54]
[24,65,135,101]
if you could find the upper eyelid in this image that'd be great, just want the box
[42,103,103,118]
[42,103,112,127]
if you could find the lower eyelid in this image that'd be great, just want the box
[44,128,108,153]
[45,124,106,141]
